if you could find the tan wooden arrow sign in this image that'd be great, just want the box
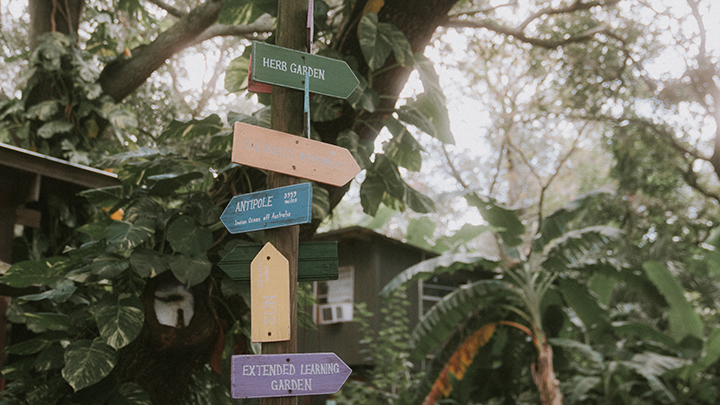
[251,242,290,342]
[233,122,361,187]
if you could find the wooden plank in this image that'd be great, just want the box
[219,241,338,282]
[252,243,291,343]
[231,353,351,398]
[220,183,312,234]
[232,122,361,187]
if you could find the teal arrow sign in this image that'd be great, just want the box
[252,41,360,99]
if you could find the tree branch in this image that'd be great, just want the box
[100,0,227,101]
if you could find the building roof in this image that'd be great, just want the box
[314,225,437,257]
[0,143,119,189]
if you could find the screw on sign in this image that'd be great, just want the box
[231,353,352,399]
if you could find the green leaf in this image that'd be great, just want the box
[643,261,704,341]
[99,147,161,168]
[381,252,500,297]
[105,219,155,253]
[557,278,612,341]
[383,117,423,172]
[147,171,205,196]
[697,327,720,371]
[532,191,610,252]
[396,104,437,138]
[217,0,276,25]
[541,226,623,271]
[26,100,59,120]
[310,95,344,122]
[91,254,130,278]
[62,339,117,392]
[360,174,386,216]
[158,115,223,142]
[95,294,144,350]
[1,257,75,288]
[406,217,436,250]
[37,120,74,139]
[614,322,678,349]
[346,77,380,113]
[79,185,127,208]
[17,280,76,303]
[167,216,213,256]
[169,255,211,287]
[358,13,392,70]
[588,273,617,306]
[103,103,138,130]
[312,183,330,220]
[411,54,454,144]
[129,248,169,278]
[23,312,70,332]
[5,338,52,356]
[224,55,249,93]
[410,280,514,362]
[404,182,435,214]
[108,382,152,405]
[465,193,525,247]
[337,129,373,170]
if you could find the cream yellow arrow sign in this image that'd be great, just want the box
[232,122,361,187]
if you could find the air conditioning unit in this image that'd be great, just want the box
[318,302,353,324]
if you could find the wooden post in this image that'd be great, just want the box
[261,0,306,404]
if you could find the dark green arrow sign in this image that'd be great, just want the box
[251,41,360,99]
[219,241,339,282]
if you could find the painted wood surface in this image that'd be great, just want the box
[219,241,338,282]
[251,41,359,99]
[251,243,291,342]
[220,183,312,234]
[232,122,361,187]
[231,353,351,398]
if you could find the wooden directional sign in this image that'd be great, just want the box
[252,41,359,99]
[219,241,338,282]
[231,353,352,399]
[233,122,361,187]
[251,243,290,342]
[220,183,312,234]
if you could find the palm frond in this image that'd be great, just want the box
[380,252,500,297]
[409,280,516,363]
[541,225,623,271]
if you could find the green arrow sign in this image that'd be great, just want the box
[219,241,339,282]
[251,41,360,99]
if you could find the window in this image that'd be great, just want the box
[315,266,354,324]
[418,279,457,317]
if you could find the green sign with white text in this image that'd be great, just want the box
[251,41,360,99]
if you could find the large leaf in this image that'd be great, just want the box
[95,294,144,350]
[411,54,454,144]
[557,278,612,341]
[23,312,70,332]
[383,117,423,172]
[5,338,53,356]
[643,261,704,341]
[381,252,500,297]
[337,129,373,170]
[541,226,623,271]
[409,280,514,362]
[217,0,276,25]
[108,383,152,405]
[532,191,611,251]
[37,120,73,139]
[360,174,386,216]
[406,217,436,250]
[158,115,223,142]
[91,254,130,279]
[79,185,127,208]
[614,322,679,349]
[358,13,393,70]
[129,248,169,278]
[465,193,525,247]
[224,55,249,93]
[167,216,213,256]
[105,218,155,253]
[98,147,161,168]
[17,280,77,304]
[169,254,212,287]
[62,339,117,391]
[1,257,73,288]
[146,171,205,196]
